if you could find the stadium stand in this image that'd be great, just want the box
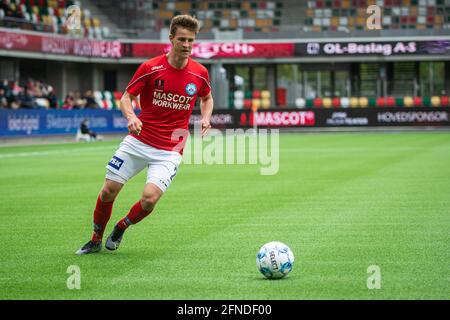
[0,0,449,111]
[148,1,284,33]
[88,0,450,38]
[0,78,132,110]
[304,0,450,32]
[88,0,285,37]
[0,0,111,38]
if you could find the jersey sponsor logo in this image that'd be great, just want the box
[108,156,124,170]
[152,91,194,110]
[151,65,164,71]
[185,83,197,96]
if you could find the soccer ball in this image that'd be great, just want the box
[256,241,295,279]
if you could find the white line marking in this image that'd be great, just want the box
[0,145,115,159]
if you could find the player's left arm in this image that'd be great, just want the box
[199,92,213,137]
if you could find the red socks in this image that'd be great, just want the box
[91,197,153,242]
[117,200,153,230]
[91,195,114,242]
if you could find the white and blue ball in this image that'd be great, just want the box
[256,241,295,279]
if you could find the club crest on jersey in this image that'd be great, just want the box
[185,83,197,96]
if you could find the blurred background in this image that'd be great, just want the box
[1,0,449,137]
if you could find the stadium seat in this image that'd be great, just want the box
[313,98,323,107]
[234,90,244,99]
[386,97,396,107]
[359,97,369,108]
[332,97,341,108]
[233,90,244,109]
[261,90,270,99]
[148,0,280,32]
[102,26,110,38]
[395,98,404,107]
[94,91,103,107]
[252,99,261,110]
[340,97,350,108]
[350,97,359,108]
[305,0,449,31]
[84,18,91,29]
[295,98,306,108]
[104,98,112,110]
[104,91,112,100]
[1,0,105,37]
[431,96,441,107]
[413,96,422,107]
[94,91,103,100]
[404,96,414,107]
[322,97,332,108]
[234,99,244,109]
[368,98,377,107]
[261,98,270,109]
[94,27,102,39]
[376,97,386,107]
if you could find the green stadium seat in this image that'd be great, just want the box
[395,98,404,107]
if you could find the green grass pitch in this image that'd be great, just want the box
[0,132,448,299]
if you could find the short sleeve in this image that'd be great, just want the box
[198,70,211,98]
[125,62,149,96]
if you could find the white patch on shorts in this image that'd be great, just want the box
[105,136,182,192]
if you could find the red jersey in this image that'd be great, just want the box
[125,54,211,153]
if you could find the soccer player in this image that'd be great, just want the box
[76,15,213,254]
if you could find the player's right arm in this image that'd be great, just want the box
[120,91,142,135]
[122,61,152,135]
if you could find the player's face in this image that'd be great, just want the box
[170,28,196,59]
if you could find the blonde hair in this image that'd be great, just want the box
[169,15,200,36]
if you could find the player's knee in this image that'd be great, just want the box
[141,193,160,211]
[100,185,119,202]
